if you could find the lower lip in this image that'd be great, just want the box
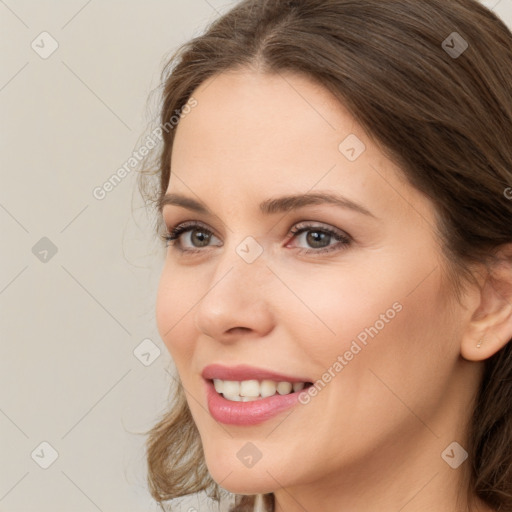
[205,380,306,426]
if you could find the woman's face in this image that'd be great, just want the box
[156,69,479,500]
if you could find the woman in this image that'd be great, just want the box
[139,0,512,510]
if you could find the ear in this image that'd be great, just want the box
[461,245,512,362]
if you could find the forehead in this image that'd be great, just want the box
[171,70,363,184]
[167,69,434,226]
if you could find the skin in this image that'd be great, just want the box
[156,68,511,512]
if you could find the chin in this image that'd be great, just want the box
[210,471,276,496]
[203,449,281,495]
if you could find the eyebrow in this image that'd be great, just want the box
[158,191,376,218]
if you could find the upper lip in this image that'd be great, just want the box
[201,364,311,383]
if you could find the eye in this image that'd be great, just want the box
[160,220,352,255]
[160,221,222,253]
[287,222,352,254]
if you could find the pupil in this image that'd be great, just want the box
[307,231,329,248]
[192,229,210,247]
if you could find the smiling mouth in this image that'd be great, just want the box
[211,378,313,402]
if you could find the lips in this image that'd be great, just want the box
[202,364,313,426]
[201,364,310,383]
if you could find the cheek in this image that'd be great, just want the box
[327,266,458,432]
[285,240,447,360]
[284,250,455,420]
[155,266,197,364]
[274,257,408,361]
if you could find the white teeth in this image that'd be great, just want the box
[223,393,241,402]
[277,382,292,395]
[213,379,224,393]
[222,380,240,396]
[293,382,305,392]
[260,380,277,398]
[240,380,260,397]
[213,378,308,402]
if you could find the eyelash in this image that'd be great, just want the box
[160,220,352,256]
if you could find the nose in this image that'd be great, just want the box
[193,252,275,343]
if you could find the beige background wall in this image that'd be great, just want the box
[1,1,511,511]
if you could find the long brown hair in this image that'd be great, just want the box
[139,0,512,510]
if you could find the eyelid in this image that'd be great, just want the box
[288,220,351,239]
[163,219,214,236]
[168,219,214,234]
[164,220,222,247]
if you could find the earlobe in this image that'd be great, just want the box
[461,298,512,362]
[460,247,512,362]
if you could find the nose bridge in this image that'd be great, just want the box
[193,239,274,340]
[211,232,270,297]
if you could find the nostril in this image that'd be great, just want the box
[227,326,252,334]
